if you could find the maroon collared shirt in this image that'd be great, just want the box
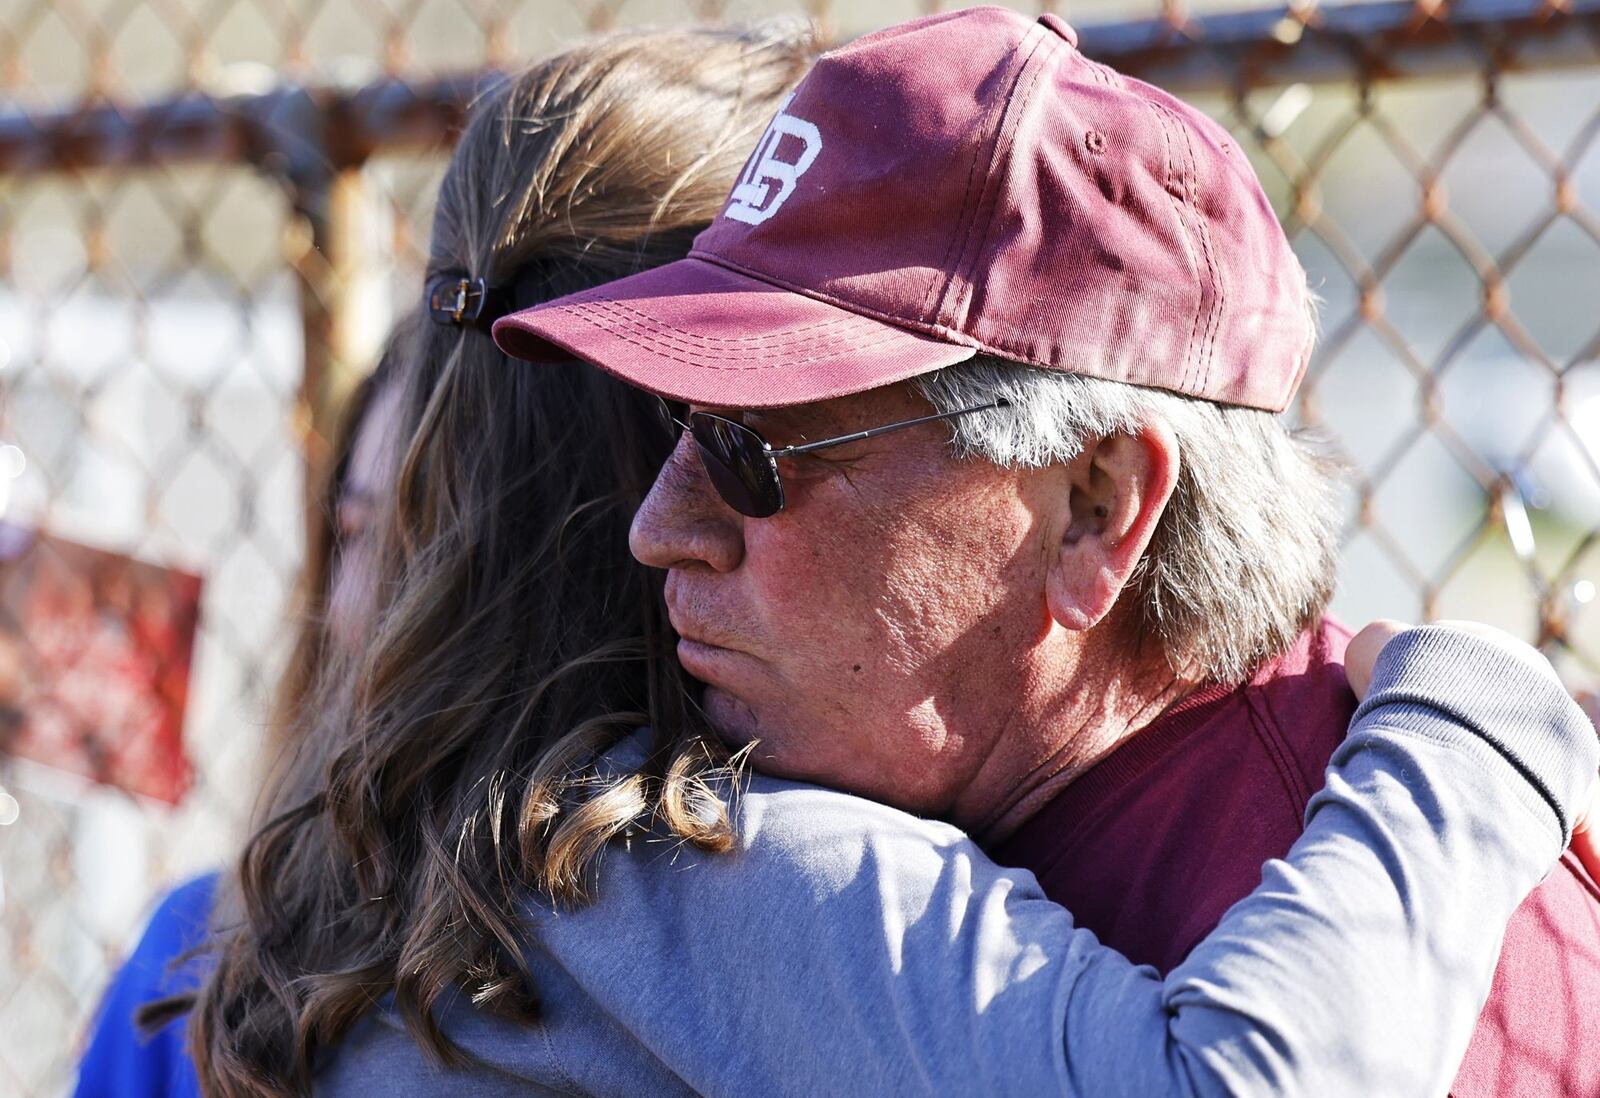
[994,620,1600,1096]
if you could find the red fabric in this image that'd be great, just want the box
[496,8,1314,413]
[994,619,1600,1096]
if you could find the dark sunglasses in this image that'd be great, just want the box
[655,396,1009,518]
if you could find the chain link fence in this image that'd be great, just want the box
[2,0,1597,1092]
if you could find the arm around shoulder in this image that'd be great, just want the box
[525,625,1595,1097]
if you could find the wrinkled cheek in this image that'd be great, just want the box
[743,527,905,689]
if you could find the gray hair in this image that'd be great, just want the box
[913,358,1346,684]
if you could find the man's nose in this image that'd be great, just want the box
[630,434,745,573]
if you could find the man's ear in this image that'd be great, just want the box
[1045,420,1179,632]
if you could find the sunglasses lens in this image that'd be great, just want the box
[689,414,784,518]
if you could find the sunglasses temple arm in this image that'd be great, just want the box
[774,399,1009,458]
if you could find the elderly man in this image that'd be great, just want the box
[496,7,1599,1094]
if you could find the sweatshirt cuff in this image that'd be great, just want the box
[1354,624,1599,846]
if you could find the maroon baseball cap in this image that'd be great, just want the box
[493,6,1313,412]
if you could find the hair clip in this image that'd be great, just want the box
[425,264,559,334]
[427,276,491,328]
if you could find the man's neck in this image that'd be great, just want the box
[957,633,1196,846]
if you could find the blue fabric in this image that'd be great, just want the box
[75,872,216,1098]
[316,628,1596,1098]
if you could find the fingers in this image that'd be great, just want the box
[1345,619,1411,702]
[1574,698,1600,884]
[1578,691,1599,733]
[1573,778,1600,885]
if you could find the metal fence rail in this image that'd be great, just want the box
[2,1,1597,1093]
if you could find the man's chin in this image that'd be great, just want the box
[701,686,762,748]
[701,688,825,785]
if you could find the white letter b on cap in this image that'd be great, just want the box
[725,96,821,226]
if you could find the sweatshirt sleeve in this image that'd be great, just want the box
[523,626,1597,1097]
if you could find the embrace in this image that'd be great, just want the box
[80,10,1600,1098]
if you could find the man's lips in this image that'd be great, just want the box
[669,614,740,649]
[674,635,749,684]
[663,577,758,682]
[663,598,747,656]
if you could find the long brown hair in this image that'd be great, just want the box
[182,25,815,1096]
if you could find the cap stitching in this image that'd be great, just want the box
[1146,97,1208,398]
[578,297,868,350]
[1084,58,1121,89]
[578,304,851,356]
[919,134,990,323]
[563,274,862,342]
[924,26,1048,328]
[572,296,871,347]
[1177,110,1222,395]
[945,28,1060,335]
[569,311,860,355]
[578,301,879,358]
[555,304,922,370]
[1165,104,1208,398]
[1169,104,1226,398]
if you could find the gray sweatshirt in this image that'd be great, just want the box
[317,626,1599,1096]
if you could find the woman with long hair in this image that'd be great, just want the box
[181,23,1596,1098]
[181,25,818,1094]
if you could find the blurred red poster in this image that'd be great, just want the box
[0,523,202,805]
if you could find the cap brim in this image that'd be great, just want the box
[491,257,975,408]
